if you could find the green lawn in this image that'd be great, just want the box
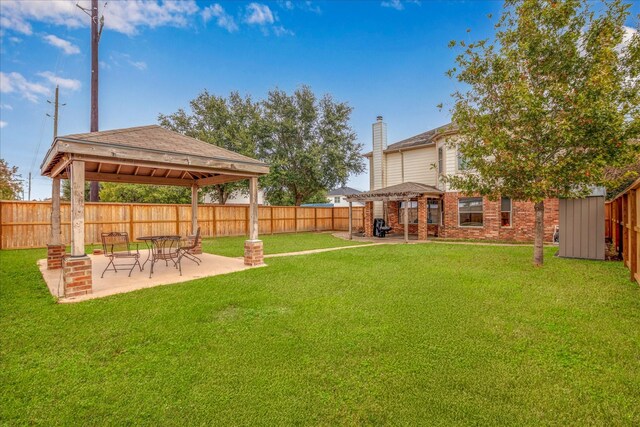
[1,235,639,425]
[200,231,364,257]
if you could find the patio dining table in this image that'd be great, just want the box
[137,235,182,278]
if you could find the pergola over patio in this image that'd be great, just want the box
[40,125,269,298]
[346,182,443,242]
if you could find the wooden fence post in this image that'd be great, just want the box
[129,204,134,240]
[270,206,274,234]
[175,204,180,235]
[314,208,318,231]
[294,207,298,233]
[212,205,217,238]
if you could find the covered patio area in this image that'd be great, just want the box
[38,250,256,303]
[40,125,269,300]
[345,182,443,242]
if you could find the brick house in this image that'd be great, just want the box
[353,116,558,242]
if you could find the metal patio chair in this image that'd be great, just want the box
[177,227,202,275]
[100,232,142,278]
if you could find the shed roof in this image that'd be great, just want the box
[41,125,269,187]
[346,182,443,201]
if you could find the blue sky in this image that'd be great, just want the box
[1,0,638,200]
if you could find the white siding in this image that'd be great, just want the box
[386,152,403,186]
[403,147,437,186]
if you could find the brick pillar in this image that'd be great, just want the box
[418,196,428,241]
[363,202,374,237]
[62,256,93,298]
[244,240,264,266]
[47,244,66,270]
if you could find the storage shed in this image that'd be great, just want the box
[558,188,606,260]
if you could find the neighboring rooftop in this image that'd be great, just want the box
[364,122,457,157]
[328,186,362,196]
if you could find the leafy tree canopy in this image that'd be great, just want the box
[261,86,364,205]
[444,0,639,265]
[0,159,23,200]
[159,91,266,204]
[99,183,194,204]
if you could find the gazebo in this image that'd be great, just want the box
[40,125,269,298]
[346,182,443,242]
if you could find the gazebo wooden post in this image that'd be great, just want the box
[191,184,202,254]
[348,201,353,240]
[46,177,65,269]
[62,160,93,298]
[244,177,263,266]
[404,197,409,243]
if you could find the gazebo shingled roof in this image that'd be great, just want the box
[41,125,269,186]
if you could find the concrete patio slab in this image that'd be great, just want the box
[38,250,261,303]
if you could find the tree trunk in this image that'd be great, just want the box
[533,201,544,266]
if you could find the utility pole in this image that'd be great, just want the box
[47,85,64,245]
[78,0,105,202]
[28,172,32,201]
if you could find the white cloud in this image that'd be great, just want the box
[0,104,13,110]
[381,0,420,11]
[273,26,294,37]
[623,26,638,46]
[129,60,147,71]
[202,3,238,33]
[108,52,148,71]
[245,3,275,25]
[37,72,82,91]
[0,71,50,102]
[381,0,404,10]
[279,1,320,14]
[0,121,7,129]
[0,0,199,36]
[43,34,80,55]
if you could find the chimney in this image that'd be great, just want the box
[371,115,387,218]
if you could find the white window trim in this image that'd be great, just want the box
[501,197,513,228]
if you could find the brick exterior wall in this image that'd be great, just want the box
[47,244,66,270]
[62,256,93,298]
[244,240,264,266]
[440,193,559,242]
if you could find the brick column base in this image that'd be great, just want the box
[244,240,264,266]
[47,244,66,270]
[62,256,93,298]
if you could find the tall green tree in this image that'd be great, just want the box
[0,159,23,200]
[158,91,265,204]
[444,0,639,265]
[261,86,364,205]
[99,183,194,204]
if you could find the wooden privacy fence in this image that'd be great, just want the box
[0,201,364,250]
[605,178,640,284]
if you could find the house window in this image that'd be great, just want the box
[398,201,418,224]
[457,149,469,171]
[438,147,444,174]
[501,197,512,227]
[458,197,483,227]
[427,198,440,224]
[334,196,341,204]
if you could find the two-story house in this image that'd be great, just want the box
[354,116,558,242]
